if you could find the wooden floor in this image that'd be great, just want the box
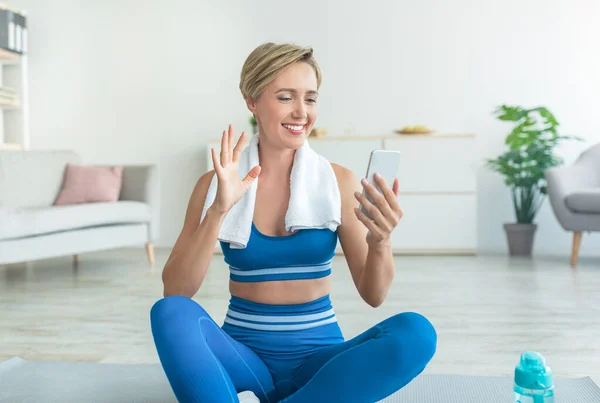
[1,248,599,384]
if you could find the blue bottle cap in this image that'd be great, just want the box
[514,351,554,390]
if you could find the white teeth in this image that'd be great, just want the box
[283,124,304,131]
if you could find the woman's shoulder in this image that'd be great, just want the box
[330,163,360,191]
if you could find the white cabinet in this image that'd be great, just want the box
[383,136,477,193]
[391,194,477,252]
[381,135,478,253]
[204,134,477,255]
[309,138,381,181]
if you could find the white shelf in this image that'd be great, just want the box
[0,142,23,150]
[207,133,477,143]
[0,6,29,149]
[0,48,21,64]
[0,53,28,148]
[0,102,20,110]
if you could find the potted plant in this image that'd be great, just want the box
[485,105,580,256]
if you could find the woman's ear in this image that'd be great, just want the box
[245,97,257,114]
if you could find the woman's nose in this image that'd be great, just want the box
[292,102,308,119]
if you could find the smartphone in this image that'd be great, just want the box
[359,150,401,220]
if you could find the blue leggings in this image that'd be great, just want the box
[150,295,437,403]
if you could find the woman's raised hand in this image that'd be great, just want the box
[210,124,261,215]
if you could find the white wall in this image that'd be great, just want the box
[11,0,600,257]
[11,0,258,249]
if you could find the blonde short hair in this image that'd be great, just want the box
[239,42,322,102]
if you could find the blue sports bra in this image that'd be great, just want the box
[220,223,338,282]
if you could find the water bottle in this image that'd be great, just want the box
[514,351,555,403]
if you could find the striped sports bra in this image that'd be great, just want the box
[220,222,338,282]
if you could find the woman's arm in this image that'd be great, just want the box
[162,171,224,298]
[162,126,260,298]
[332,164,402,307]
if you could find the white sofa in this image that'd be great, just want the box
[0,150,159,266]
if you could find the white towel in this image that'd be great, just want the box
[200,133,341,249]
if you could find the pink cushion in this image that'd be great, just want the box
[54,164,124,205]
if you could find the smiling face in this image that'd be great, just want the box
[246,62,319,149]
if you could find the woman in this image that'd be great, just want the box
[151,42,437,403]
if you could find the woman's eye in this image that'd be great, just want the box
[278,97,316,103]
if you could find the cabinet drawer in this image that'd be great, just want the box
[309,138,382,180]
[390,194,477,252]
[384,137,477,193]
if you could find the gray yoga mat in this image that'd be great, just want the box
[1,357,599,403]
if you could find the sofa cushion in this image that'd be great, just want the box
[54,164,124,206]
[565,189,600,214]
[0,201,151,241]
[0,150,82,209]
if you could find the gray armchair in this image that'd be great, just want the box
[546,143,600,267]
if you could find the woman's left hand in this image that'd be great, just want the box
[354,173,403,246]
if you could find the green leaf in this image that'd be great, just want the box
[538,107,559,127]
[495,105,528,121]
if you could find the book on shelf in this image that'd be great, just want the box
[0,3,27,55]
